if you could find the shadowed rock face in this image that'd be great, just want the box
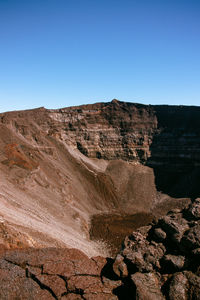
[148,105,200,198]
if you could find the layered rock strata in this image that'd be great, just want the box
[3,100,200,168]
[0,100,200,253]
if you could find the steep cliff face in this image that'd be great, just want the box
[0,100,199,254]
[48,99,157,162]
[3,100,200,169]
[148,105,200,198]
[47,100,200,198]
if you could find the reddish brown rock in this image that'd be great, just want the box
[162,254,185,272]
[3,143,38,170]
[169,272,188,300]
[181,222,200,250]
[122,231,165,273]
[187,198,200,220]
[0,258,55,300]
[159,212,190,244]
[0,100,198,255]
[113,254,128,277]
[0,248,118,300]
[1,204,200,299]
[84,294,117,300]
[131,272,165,300]
[61,295,83,300]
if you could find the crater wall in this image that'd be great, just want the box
[0,100,199,254]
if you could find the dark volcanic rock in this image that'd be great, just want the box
[112,254,128,278]
[187,198,200,220]
[131,272,165,300]
[162,254,185,272]
[158,211,190,245]
[181,221,200,250]
[168,271,200,300]
[0,202,200,299]
[153,227,167,242]
[112,201,200,299]
[168,272,189,300]
[184,271,200,299]
[122,231,166,272]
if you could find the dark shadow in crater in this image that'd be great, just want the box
[113,278,136,300]
[146,105,200,199]
[147,162,200,199]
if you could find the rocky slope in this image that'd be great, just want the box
[1,99,200,298]
[111,197,200,299]
[0,102,159,255]
[0,197,199,299]
[0,100,199,254]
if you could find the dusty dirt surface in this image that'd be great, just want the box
[90,213,155,256]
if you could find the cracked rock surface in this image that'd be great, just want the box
[0,247,120,300]
[0,199,200,299]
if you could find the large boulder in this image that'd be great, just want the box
[158,212,189,245]
[168,272,188,300]
[122,231,165,273]
[181,221,200,250]
[187,198,200,220]
[131,272,165,300]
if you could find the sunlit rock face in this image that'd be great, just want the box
[48,99,157,161]
[48,100,200,166]
[48,100,200,198]
[0,100,200,254]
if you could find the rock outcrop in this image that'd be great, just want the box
[0,198,200,299]
[111,198,200,299]
[0,247,119,300]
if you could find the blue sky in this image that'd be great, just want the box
[0,0,200,112]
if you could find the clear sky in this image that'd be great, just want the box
[0,0,200,112]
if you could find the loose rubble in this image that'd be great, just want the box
[112,199,200,299]
[0,199,200,299]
